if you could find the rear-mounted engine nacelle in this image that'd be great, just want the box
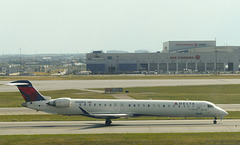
[46,98,71,107]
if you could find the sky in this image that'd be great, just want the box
[0,0,240,54]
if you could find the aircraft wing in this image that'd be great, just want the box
[91,113,130,118]
[79,107,131,119]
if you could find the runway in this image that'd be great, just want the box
[1,79,240,135]
[1,119,240,135]
[1,79,240,92]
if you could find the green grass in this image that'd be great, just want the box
[0,111,239,121]
[40,89,113,99]
[123,84,240,104]
[2,74,240,81]
[0,89,113,107]
[0,133,240,145]
[0,92,25,107]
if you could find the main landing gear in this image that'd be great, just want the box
[213,117,217,124]
[105,119,112,126]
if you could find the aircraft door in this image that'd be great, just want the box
[196,104,202,115]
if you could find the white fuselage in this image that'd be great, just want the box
[25,99,228,118]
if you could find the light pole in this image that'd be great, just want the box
[19,48,22,74]
[67,59,69,75]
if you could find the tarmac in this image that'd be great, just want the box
[1,119,240,135]
[2,79,240,92]
[1,79,240,135]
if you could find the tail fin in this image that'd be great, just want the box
[8,80,46,102]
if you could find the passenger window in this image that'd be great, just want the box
[129,104,131,107]
[134,104,136,107]
[163,105,165,108]
[94,104,96,107]
[148,104,150,107]
[99,104,101,106]
[104,104,106,107]
[89,104,91,107]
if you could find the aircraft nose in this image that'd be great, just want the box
[218,107,228,117]
[222,110,229,116]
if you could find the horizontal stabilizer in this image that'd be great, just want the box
[7,80,32,86]
[7,82,30,86]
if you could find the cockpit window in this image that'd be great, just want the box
[208,104,213,108]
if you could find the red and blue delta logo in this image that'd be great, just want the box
[195,55,200,60]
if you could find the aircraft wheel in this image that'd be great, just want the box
[213,117,217,124]
[105,119,112,126]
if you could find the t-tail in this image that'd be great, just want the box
[8,80,46,102]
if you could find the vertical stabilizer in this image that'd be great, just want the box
[8,80,46,102]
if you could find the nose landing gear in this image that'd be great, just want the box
[213,117,217,124]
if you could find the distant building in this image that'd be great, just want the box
[163,40,216,52]
[106,50,128,53]
[0,66,8,75]
[0,53,86,76]
[134,50,149,53]
[86,40,240,74]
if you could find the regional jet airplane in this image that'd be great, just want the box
[8,80,228,126]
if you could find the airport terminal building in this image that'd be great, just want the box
[86,40,240,74]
